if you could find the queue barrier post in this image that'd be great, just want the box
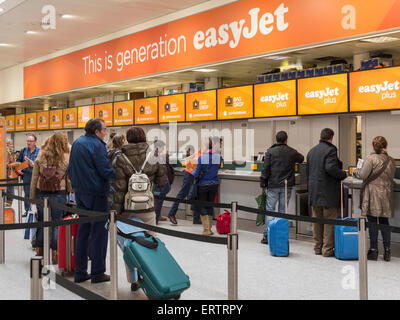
[30,257,43,300]
[0,189,5,264]
[110,210,118,300]
[358,216,368,300]
[18,176,23,223]
[43,198,50,267]
[227,201,238,300]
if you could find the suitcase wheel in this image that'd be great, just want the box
[130,282,140,292]
[173,295,181,300]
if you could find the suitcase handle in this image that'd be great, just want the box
[117,229,158,250]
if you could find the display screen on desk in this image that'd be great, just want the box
[350,66,400,112]
[114,100,134,126]
[298,74,348,115]
[15,114,25,132]
[254,80,296,118]
[95,103,113,126]
[159,94,185,123]
[5,115,15,132]
[217,85,253,120]
[78,105,94,128]
[186,90,216,121]
[50,110,63,129]
[37,111,49,130]
[26,113,37,130]
[135,98,158,124]
[63,108,78,128]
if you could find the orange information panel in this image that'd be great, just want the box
[114,100,134,126]
[78,105,94,128]
[5,115,15,132]
[63,108,78,128]
[186,90,216,122]
[26,113,37,131]
[50,110,63,129]
[0,118,5,188]
[254,80,297,118]
[298,74,348,115]
[15,114,25,132]
[217,85,253,120]
[95,103,113,126]
[134,98,158,124]
[350,66,400,112]
[37,111,49,130]
[159,94,185,123]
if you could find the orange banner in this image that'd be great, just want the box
[95,103,113,126]
[350,66,400,112]
[159,94,185,123]
[23,0,400,98]
[26,113,37,131]
[63,108,78,128]
[5,115,15,132]
[135,98,158,124]
[298,74,348,115]
[50,110,63,129]
[0,118,5,188]
[114,100,134,126]
[217,85,253,120]
[186,90,217,122]
[37,111,49,130]
[15,114,25,132]
[254,80,296,118]
[78,105,94,128]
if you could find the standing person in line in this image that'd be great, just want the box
[30,133,72,264]
[107,132,117,150]
[108,134,127,207]
[193,136,222,236]
[6,139,19,206]
[307,128,347,257]
[152,140,174,224]
[16,134,40,217]
[260,131,304,244]
[112,126,166,290]
[67,118,116,284]
[168,145,202,225]
[353,136,395,261]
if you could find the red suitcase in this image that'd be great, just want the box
[216,209,231,234]
[58,215,79,275]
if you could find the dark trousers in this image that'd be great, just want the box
[22,173,32,212]
[169,171,194,216]
[35,190,66,250]
[367,215,391,249]
[74,193,109,281]
[153,181,171,223]
[198,184,218,217]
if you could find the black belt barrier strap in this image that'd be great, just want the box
[0,178,19,182]
[48,199,111,218]
[116,215,228,245]
[7,193,44,206]
[366,221,400,234]
[0,183,30,187]
[154,195,232,209]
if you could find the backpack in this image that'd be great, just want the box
[122,152,154,211]
[39,166,62,192]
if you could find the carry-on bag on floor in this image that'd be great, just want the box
[122,230,190,300]
[334,182,358,260]
[58,214,79,273]
[4,207,15,224]
[24,211,37,240]
[268,180,290,257]
[216,209,231,234]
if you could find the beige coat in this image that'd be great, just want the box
[30,153,72,199]
[353,152,396,218]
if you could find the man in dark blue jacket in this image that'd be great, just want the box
[68,118,115,283]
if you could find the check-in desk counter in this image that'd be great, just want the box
[343,176,400,242]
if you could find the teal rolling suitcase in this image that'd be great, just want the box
[123,233,190,300]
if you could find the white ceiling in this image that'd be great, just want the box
[0,0,210,70]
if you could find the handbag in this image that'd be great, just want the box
[255,190,267,226]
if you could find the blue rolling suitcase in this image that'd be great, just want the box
[268,180,290,257]
[334,182,358,260]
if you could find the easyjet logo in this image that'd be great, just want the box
[358,81,399,94]
[305,88,340,105]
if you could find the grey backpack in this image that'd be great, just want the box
[122,152,154,211]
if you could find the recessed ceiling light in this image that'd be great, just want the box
[0,43,12,47]
[360,36,399,43]
[60,14,75,19]
[0,0,5,5]
[24,30,37,35]
[193,68,217,73]
[0,8,4,12]
[264,55,290,60]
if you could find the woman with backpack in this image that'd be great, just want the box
[112,127,166,290]
[108,134,127,207]
[30,133,72,264]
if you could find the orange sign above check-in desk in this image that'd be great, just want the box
[78,105,94,128]
[298,74,348,115]
[63,108,78,128]
[26,113,37,131]
[159,94,185,123]
[218,86,253,120]
[23,1,400,98]
[114,100,134,126]
[135,98,158,124]
[186,90,216,122]
[350,66,400,112]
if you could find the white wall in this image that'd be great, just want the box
[0,65,24,104]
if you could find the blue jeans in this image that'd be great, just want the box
[168,171,194,216]
[263,187,292,238]
[74,193,109,281]
[6,185,14,203]
[23,173,32,212]
[153,181,171,223]
[35,190,67,250]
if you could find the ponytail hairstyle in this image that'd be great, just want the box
[372,136,388,154]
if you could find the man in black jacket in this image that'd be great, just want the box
[306,128,347,257]
[260,131,304,244]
